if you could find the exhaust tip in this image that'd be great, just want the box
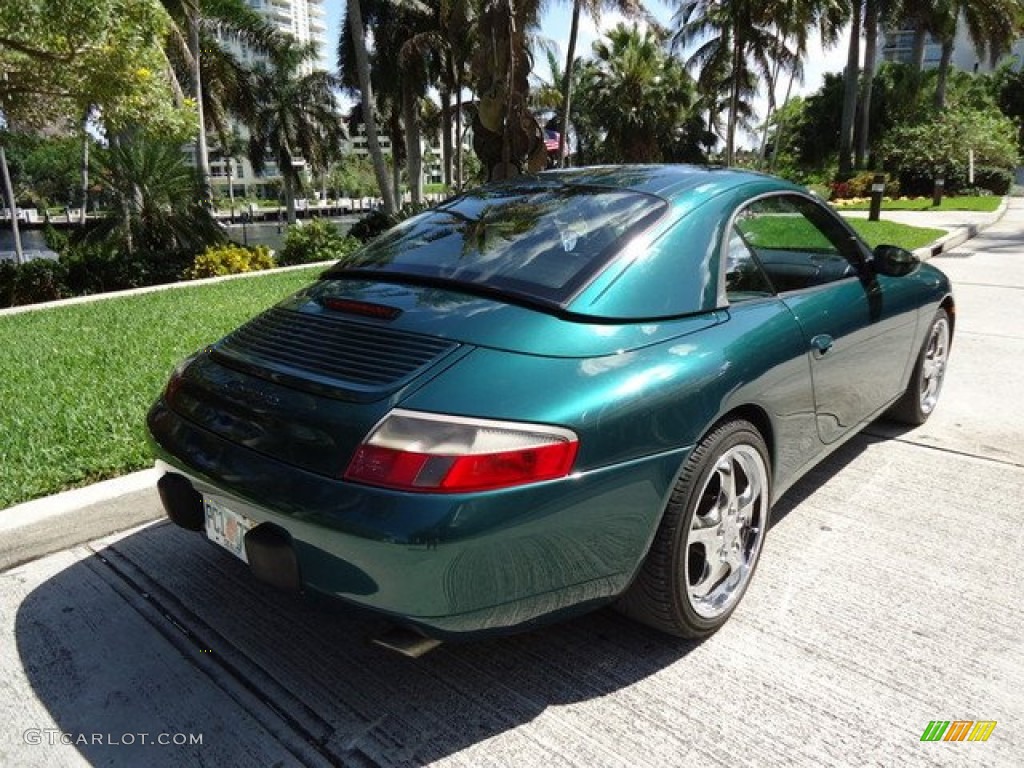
[157,473,205,531]
[371,626,442,658]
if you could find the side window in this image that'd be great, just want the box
[724,229,774,300]
[734,195,862,292]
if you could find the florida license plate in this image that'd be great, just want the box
[204,498,253,563]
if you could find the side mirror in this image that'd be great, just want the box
[872,244,919,277]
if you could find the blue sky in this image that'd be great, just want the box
[325,2,851,147]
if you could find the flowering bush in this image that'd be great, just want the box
[184,244,275,279]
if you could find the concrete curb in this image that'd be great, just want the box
[912,197,1009,261]
[0,469,164,572]
[0,260,332,317]
[0,469,159,533]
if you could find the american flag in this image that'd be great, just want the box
[544,129,561,152]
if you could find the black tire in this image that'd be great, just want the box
[888,308,952,426]
[617,420,771,639]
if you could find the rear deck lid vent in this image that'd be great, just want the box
[214,307,457,389]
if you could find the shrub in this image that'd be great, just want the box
[0,258,70,307]
[279,218,360,265]
[60,243,193,294]
[882,106,1018,195]
[830,172,900,200]
[42,224,70,254]
[973,166,1013,195]
[347,209,399,243]
[185,244,275,279]
[348,203,428,244]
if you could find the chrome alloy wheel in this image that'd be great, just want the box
[684,444,769,619]
[919,316,950,415]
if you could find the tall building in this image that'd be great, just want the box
[244,0,328,70]
[882,24,1024,74]
[205,0,329,200]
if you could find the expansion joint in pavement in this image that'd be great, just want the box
[83,536,353,768]
[861,430,1024,470]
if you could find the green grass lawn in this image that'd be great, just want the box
[843,218,947,250]
[0,266,321,510]
[742,215,946,252]
[835,195,1002,212]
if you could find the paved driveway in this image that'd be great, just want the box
[2,203,1022,767]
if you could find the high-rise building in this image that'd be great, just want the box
[244,0,328,70]
[882,24,1024,74]
[204,0,330,201]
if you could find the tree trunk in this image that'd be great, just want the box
[911,25,926,73]
[284,174,296,224]
[189,12,211,203]
[227,156,235,221]
[440,86,453,189]
[79,114,90,226]
[559,0,582,168]
[758,48,784,168]
[856,0,879,169]
[770,69,798,172]
[347,0,397,214]
[390,111,403,204]
[726,32,743,166]
[402,86,423,206]
[838,1,862,178]
[1,146,24,265]
[934,38,954,110]
[455,78,464,190]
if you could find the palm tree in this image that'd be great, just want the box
[580,23,698,162]
[856,0,887,168]
[758,0,847,168]
[672,0,787,166]
[557,0,645,167]
[245,41,345,225]
[932,0,1023,109]
[340,0,398,213]
[87,136,224,257]
[469,0,548,180]
[838,0,862,176]
[158,0,280,201]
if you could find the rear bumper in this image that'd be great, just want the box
[148,398,690,637]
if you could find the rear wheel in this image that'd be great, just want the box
[617,420,771,638]
[888,308,951,425]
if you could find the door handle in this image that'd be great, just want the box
[810,334,834,357]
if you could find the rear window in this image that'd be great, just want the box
[325,184,667,304]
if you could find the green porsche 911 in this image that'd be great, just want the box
[148,165,953,642]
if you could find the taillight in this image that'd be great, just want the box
[343,409,579,493]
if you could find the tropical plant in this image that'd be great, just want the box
[576,23,701,163]
[557,0,645,166]
[185,243,274,278]
[245,40,345,225]
[84,135,225,257]
[279,218,358,265]
[469,0,548,180]
[672,0,793,166]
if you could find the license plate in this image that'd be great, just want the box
[204,498,253,563]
